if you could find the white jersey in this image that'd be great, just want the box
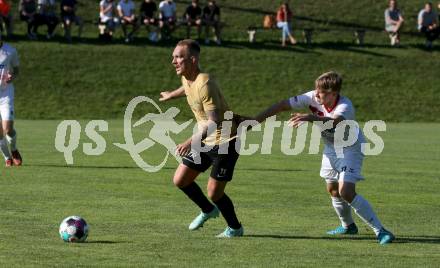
[288,90,364,147]
[0,43,19,120]
[117,0,135,17]
[0,43,19,93]
[159,0,176,18]
[100,0,116,21]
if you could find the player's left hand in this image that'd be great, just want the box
[288,113,315,128]
[176,139,192,157]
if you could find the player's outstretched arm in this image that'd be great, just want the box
[255,99,291,123]
[159,86,186,102]
[288,113,345,128]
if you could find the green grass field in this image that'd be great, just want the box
[2,1,439,266]
[0,120,439,267]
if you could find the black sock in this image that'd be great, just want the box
[180,182,215,213]
[214,193,241,229]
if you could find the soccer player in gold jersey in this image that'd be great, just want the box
[158,39,243,237]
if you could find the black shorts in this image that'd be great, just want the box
[182,138,240,181]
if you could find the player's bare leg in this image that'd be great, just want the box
[207,178,243,237]
[173,164,218,230]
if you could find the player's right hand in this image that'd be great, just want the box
[159,91,172,102]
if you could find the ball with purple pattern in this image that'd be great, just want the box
[59,216,89,242]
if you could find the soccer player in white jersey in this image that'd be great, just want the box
[0,38,22,167]
[254,71,395,245]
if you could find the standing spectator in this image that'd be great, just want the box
[60,0,83,43]
[418,2,439,48]
[99,0,117,40]
[202,0,221,45]
[117,0,139,43]
[140,0,159,42]
[19,0,38,40]
[158,0,176,40]
[384,0,404,46]
[0,0,13,38]
[37,0,59,39]
[184,0,202,40]
[276,2,296,47]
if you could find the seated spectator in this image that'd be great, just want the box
[384,0,404,46]
[0,0,13,38]
[418,2,439,48]
[60,0,83,42]
[158,0,176,39]
[99,0,117,40]
[19,0,38,40]
[140,0,159,42]
[202,0,221,45]
[117,0,139,43]
[36,0,59,39]
[184,0,202,39]
[276,2,296,47]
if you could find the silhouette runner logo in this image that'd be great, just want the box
[114,96,192,172]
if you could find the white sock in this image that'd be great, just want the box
[350,195,383,235]
[6,130,17,151]
[0,137,11,160]
[331,196,354,228]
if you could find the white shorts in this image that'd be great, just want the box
[320,143,364,184]
[0,85,14,121]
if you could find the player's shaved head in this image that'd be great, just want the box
[176,39,201,58]
[315,71,342,92]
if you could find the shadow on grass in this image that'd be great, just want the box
[27,163,306,173]
[395,236,440,244]
[246,234,440,244]
[247,234,374,241]
[7,32,439,54]
[85,240,127,244]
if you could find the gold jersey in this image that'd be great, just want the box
[182,73,237,145]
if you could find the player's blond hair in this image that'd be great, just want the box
[315,71,342,92]
[176,39,201,57]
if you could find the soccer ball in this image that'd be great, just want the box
[59,216,89,242]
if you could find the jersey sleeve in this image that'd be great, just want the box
[288,91,313,110]
[200,80,220,112]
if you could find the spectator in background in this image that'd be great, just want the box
[140,0,159,42]
[276,2,296,47]
[158,0,176,40]
[99,0,117,39]
[19,0,38,40]
[384,0,404,46]
[36,0,59,39]
[418,2,439,48]
[184,0,202,39]
[0,0,13,38]
[118,0,139,43]
[60,0,83,43]
[202,0,221,45]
